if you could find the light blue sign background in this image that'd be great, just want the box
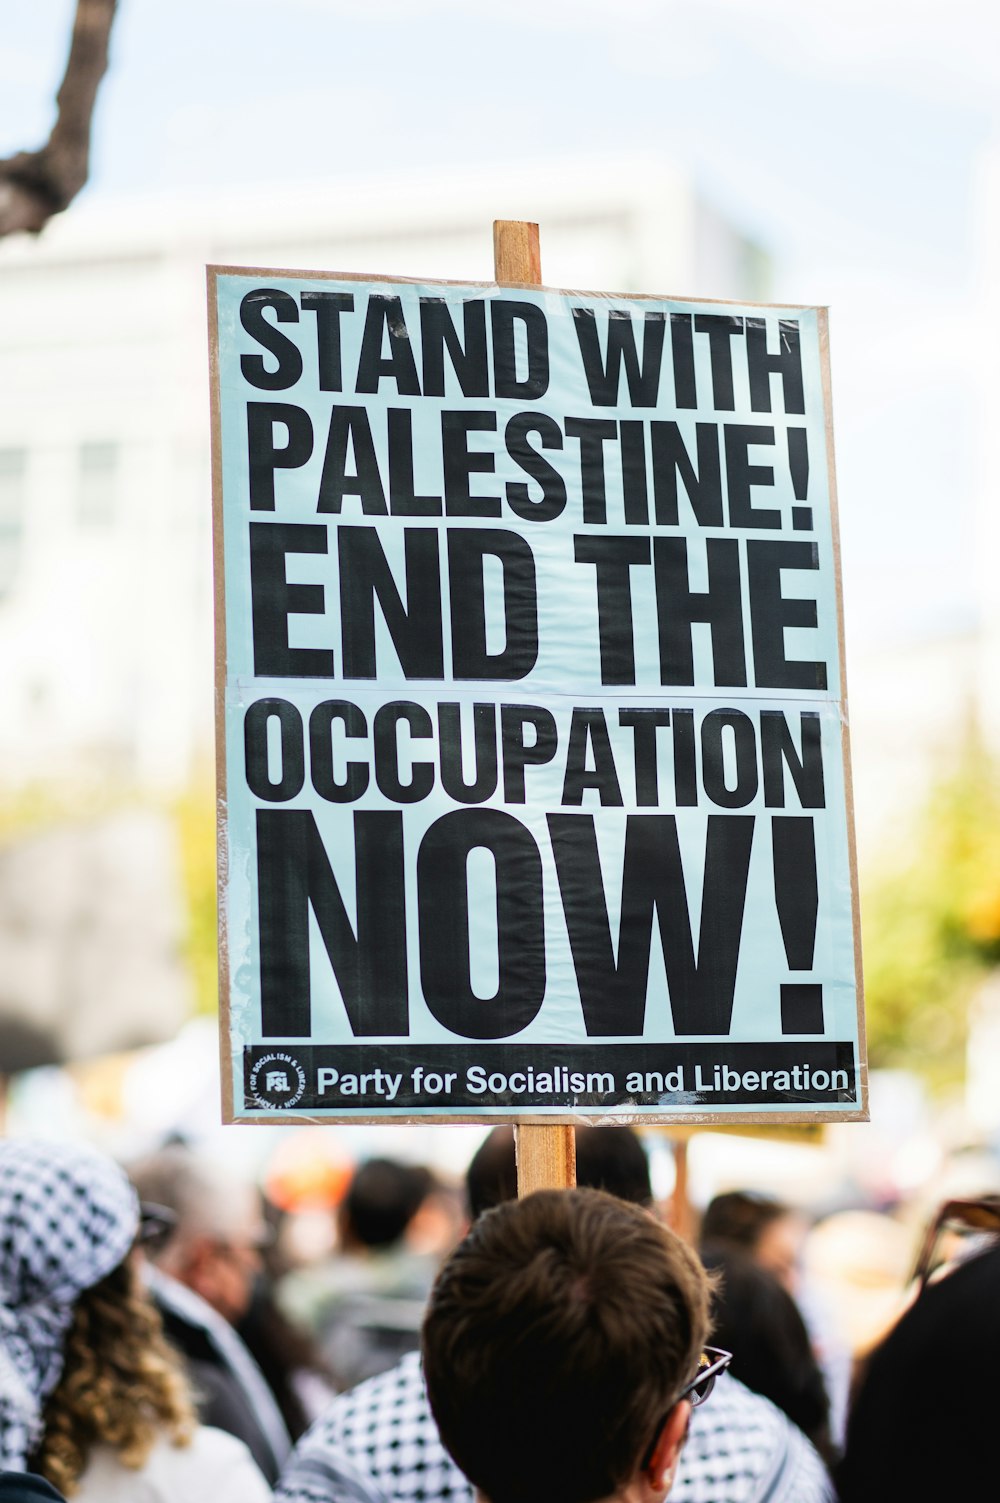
[212,271,863,1120]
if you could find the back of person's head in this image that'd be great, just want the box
[836,1242,1000,1500]
[700,1190,788,1249]
[576,1125,653,1206]
[422,1187,710,1503]
[464,1125,652,1221]
[341,1157,433,1250]
[701,1191,807,1295]
[700,1244,831,1460]
[464,1128,518,1220]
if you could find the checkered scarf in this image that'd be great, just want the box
[0,1138,139,1470]
[276,1351,836,1503]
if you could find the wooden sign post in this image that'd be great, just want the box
[493,219,578,1198]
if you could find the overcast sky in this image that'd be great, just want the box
[5,0,1000,659]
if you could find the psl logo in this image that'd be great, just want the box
[249,1051,307,1110]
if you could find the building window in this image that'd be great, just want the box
[78,441,119,526]
[0,448,26,600]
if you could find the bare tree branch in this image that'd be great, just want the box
[0,0,119,238]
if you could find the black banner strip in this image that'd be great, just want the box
[243,1040,857,1112]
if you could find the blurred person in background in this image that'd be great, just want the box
[800,1208,915,1373]
[276,1126,834,1503]
[463,1125,655,1217]
[700,1190,849,1445]
[237,1283,335,1442]
[130,1142,269,1325]
[701,1192,806,1292]
[836,1234,1000,1500]
[0,1139,269,1503]
[279,1158,437,1391]
[699,1245,833,1462]
[129,1143,292,1482]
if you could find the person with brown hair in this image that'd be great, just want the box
[700,1192,805,1291]
[698,1245,833,1462]
[0,1138,270,1503]
[276,1130,835,1503]
[700,1190,849,1446]
[422,1187,715,1503]
[31,1257,196,1497]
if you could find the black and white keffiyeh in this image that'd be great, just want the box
[275,1350,835,1503]
[0,1138,139,1470]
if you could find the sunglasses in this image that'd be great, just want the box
[911,1197,1000,1290]
[642,1347,733,1469]
[136,1201,179,1255]
[677,1345,733,1407]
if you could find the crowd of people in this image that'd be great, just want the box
[0,1126,997,1503]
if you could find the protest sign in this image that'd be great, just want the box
[209,252,866,1126]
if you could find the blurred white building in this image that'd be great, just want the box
[0,156,767,792]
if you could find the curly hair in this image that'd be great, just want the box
[32,1258,195,1496]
